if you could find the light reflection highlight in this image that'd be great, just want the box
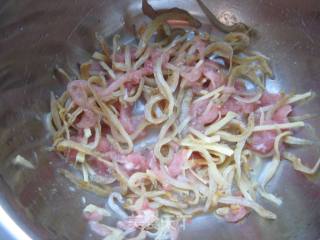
[0,206,32,240]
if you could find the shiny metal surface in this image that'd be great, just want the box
[0,0,320,239]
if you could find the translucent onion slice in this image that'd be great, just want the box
[145,94,168,124]
[224,32,250,51]
[154,56,175,117]
[284,136,313,146]
[253,122,304,132]
[107,192,128,219]
[83,204,111,218]
[233,90,262,104]
[189,127,221,143]
[259,91,314,113]
[56,140,113,167]
[50,92,62,130]
[180,137,233,156]
[258,131,291,205]
[153,197,188,209]
[205,111,238,135]
[283,152,320,175]
[204,42,233,71]
[13,155,35,169]
[60,169,112,196]
[218,196,276,219]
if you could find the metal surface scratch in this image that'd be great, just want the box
[66,9,93,40]
[276,41,300,62]
[66,0,106,40]
[302,29,315,44]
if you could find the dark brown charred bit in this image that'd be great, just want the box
[142,0,201,28]
[142,0,158,19]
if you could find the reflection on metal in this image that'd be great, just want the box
[218,10,238,26]
[265,79,281,93]
[0,206,32,240]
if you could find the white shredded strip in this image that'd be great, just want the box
[107,192,128,219]
[194,86,225,103]
[253,122,304,132]
[205,111,238,135]
[13,155,35,169]
[218,196,276,219]
[288,91,313,104]
[83,204,111,217]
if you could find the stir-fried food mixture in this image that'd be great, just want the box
[49,1,320,239]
